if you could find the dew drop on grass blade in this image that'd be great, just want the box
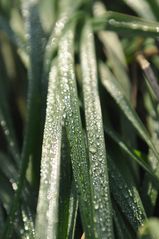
[58,26,94,238]
[100,64,159,161]
[80,23,114,239]
[36,64,62,239]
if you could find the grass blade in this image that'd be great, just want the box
[100,64,159,161]
[108,156,147,231]
[36,64,62,238]
[58,25,93,238]
[94,2,130,98]
[80,23,114,238]
[105,128,157,181]
[93,11,159,37]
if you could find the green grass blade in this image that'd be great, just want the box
[80,23,114,239]
[36,64,62,239]
[92,11,159,37]
[108,156,147,231]
[58,26,94,238]
[100,64,159,161]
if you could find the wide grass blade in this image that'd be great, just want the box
[58,25,94,238]
[36,64,62,239]
[80,23,114,239]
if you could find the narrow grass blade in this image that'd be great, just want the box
[36,64,62,239]
[58,26,93,238]
[108,156,147,231]
[92,11,159,37]
[80,23,114,239]
[138,218,159,238]
[122,0,156,20]
[100,64,159,161]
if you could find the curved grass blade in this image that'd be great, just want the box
[138,218,159,239]
[36,64,62,239]
[80,23,114,239]
[122,0,156,20]
[92,11,159,37]
[58,26,94,238]
[108,156,147,231]
[100,64,159,161]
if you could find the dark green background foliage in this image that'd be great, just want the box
[1,0,159,238]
